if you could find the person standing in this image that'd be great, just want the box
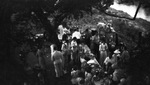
[111,49,121,69]
[84,29,91,48]
[90,31,100,61]
[51,45,64,78]
[61,40,71,73]
[121,47,130,64]
[57,25,64,41]
[99,41,108,67]
[36,48,46,69]
[104,55,112,72]
[71,37,78,61]
[72,28,81,44]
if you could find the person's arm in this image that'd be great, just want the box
[61,44,64,51]
[71,41,73,47]
[51,53,54,62]
[99,44,101,51]
[50,45,54,57]
[104,57,108,65]
[71,52,73,60]
[105,43,108,50]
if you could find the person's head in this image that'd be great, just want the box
[99,41,102,44]
[84,56,90,61]
[74,28,78,31]
[62,40,67,44]
[53,44,57,51]
[73,65,78,70]
[85,29,89,32]
[123,46,127,50]
[85,65,91,73]
[107,62,112,67]
[36,49,41,54]
[114,49,121,56]
[73,37,77,41]
[101,40,104,44]
[102,38,106,43]
[78,78,85,85]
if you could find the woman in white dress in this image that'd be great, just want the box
[99,41,108,67]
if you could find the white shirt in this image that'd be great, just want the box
[58,25,64,40]
[71,40,77,47]
[104,57,111,65]
[63,27,70,34]
[99,43,108,51]
[72,31,81,39]
[50,45,54,57]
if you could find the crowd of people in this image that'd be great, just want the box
[47,24,131,85]
[21,23,131,85]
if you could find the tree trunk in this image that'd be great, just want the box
[34,9,61,50]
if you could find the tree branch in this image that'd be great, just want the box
[103,11,135,20]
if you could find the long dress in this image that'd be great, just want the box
[99,43,108,67]
[51,51,64,77]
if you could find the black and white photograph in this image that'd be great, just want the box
[0,0,150,85]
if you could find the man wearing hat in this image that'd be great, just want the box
[111,49,121,69]
[114,49,121,56]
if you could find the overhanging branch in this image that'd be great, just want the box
[103,11,134,20]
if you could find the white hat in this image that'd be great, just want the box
[114,49,120,54]
[87,60,96,64]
